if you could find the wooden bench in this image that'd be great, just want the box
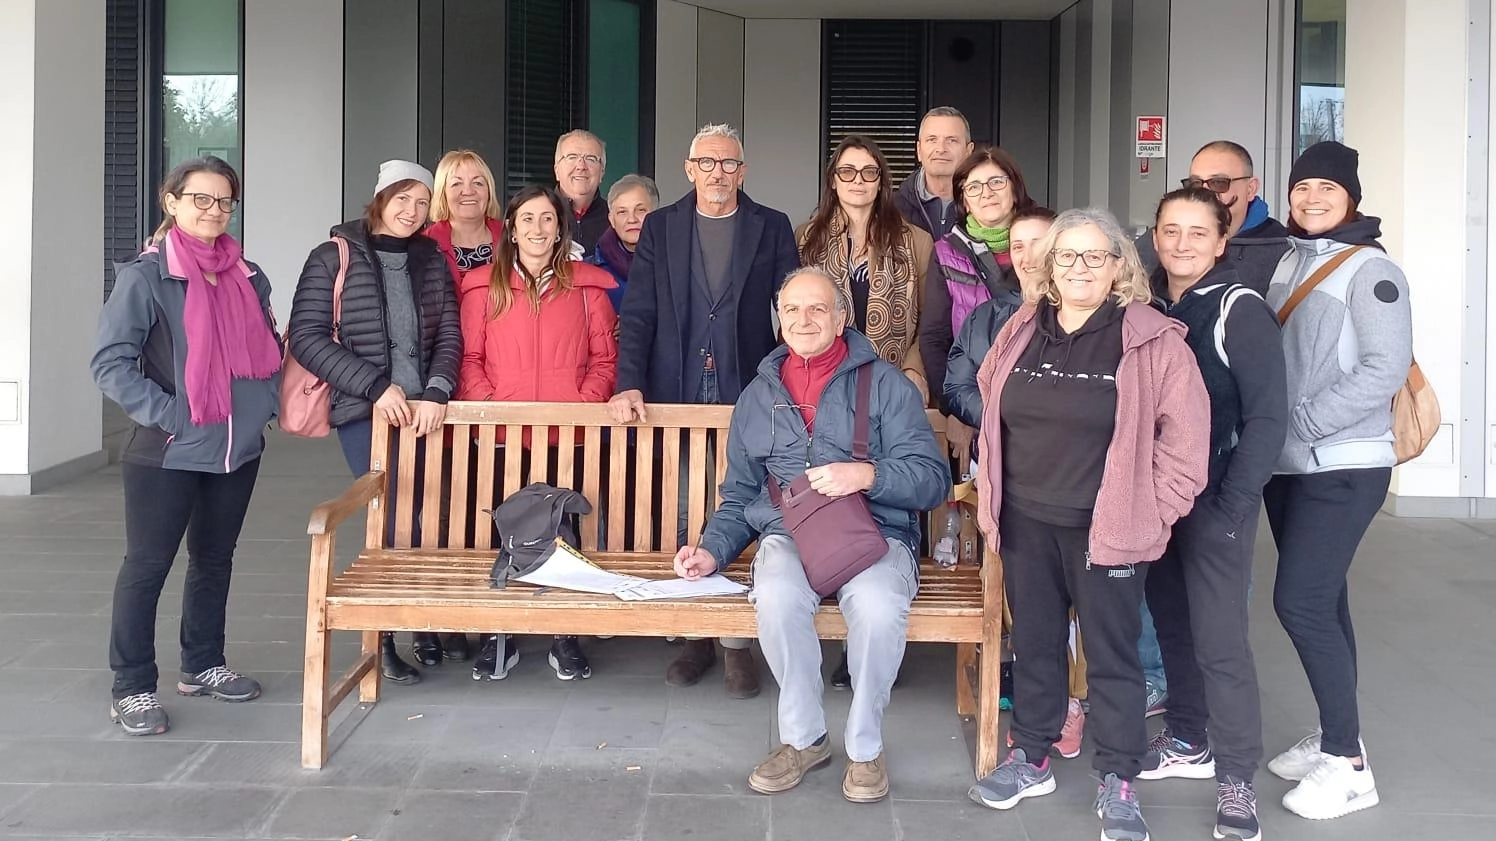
[302,402,1004,776]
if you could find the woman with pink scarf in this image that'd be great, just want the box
[92,156,281,737]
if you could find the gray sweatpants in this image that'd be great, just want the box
[750,534,918,762]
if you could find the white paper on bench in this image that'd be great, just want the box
[613,575,749,601]
[513,539,647,595]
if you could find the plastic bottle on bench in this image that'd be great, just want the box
[933,501,961,568]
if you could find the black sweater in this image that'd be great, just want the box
[287,220,462,428]
[1151,263,1287,521]
[1000,299,1124,525]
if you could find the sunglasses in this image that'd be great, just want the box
[1181,175,1251,193]
[833,165,881,183]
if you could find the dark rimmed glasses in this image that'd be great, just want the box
[688,157,744,174]
[180,192,238,213]
[1052,249,1119,269]
[833,165,881,183]
[961,175,1011,197]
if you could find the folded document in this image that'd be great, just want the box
[513,539,748,600]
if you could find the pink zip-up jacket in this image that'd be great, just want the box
[975,301,1209,566]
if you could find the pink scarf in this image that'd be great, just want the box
[169,226,281,425]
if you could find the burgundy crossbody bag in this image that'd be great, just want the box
[766,364,889,597]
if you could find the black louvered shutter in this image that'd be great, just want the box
[824,21,927,185]
[104,0,145,299]
[506,0,586,197]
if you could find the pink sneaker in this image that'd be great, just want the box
[1054,698,1086,759]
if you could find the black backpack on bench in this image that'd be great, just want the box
[487,483,593,588]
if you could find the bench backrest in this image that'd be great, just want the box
[367,402,949,554]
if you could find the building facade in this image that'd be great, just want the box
[2,0,1491,517]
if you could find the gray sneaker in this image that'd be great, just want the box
[968,748,1056,810]
[177,666,262,702]
[1095,773,1150,841]
[110,692,169,736]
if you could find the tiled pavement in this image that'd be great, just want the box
[0,429,1492,840]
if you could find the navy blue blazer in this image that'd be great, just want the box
[615,191,800,403]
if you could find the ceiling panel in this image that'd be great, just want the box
[681,0,1073,21]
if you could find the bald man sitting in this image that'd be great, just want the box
[672,268,947,803]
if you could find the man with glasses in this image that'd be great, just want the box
[609,123,800,699]
[554,129,610,255]
[1137,141,1289,294]
[894,106,975,239]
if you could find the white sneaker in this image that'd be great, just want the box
[1282,754,1379,820]
[1268,730,1324,781]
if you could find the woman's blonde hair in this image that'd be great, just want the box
[431,149,501,222]
[1026,207,1152,308]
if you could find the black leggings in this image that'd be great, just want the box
[1264,468,1390,758]
[109,459,261,698]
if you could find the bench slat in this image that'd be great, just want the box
[474,425,497,550]
[581,427,602,551]
[447,426,471,547]
[661,430,681,553]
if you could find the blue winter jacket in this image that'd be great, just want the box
[698,330,949,570]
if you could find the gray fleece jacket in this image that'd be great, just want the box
[1265,217,1412,474]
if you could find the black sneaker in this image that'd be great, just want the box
[969,748,1056,810]
[110,692,169,735]
[1214,776,1260,841]
[1095,773,1150,841]
[410,632,443,666]
[548,636,592,680]
[473,634,520,681]
[443,633,473,661]
[177,666,262,702]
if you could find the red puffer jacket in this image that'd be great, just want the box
[457,261,619,406]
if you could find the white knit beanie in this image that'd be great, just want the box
[374,159,434,195]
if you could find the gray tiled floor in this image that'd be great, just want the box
[0,430,1491,840]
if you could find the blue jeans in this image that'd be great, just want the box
[1139,601,1166,693]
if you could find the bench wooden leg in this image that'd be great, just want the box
[302,536,334,770]
[955,643,978,717]
[975,551,1005,779]
[359,630,382,703]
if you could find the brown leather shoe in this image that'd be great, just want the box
[665,638,717,687]
[842,754,889,803]
[722,647,761,699]
[748,738,832,794]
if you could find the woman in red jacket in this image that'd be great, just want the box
[458,185,618,683]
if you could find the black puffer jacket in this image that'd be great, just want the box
[287,220,462,428]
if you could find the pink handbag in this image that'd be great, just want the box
[279,236,349,438]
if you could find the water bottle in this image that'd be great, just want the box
[933,501,962,568]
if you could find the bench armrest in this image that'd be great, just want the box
[307,471,385,536]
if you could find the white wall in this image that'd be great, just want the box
[1166,1,1271,194]
[743,19,821,222]
[655,0,699,203]
[0,0,106,490]
[0,0,39,478]
[1346,0,1477,506]
[244,0,344,328]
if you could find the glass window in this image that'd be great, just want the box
[162,0,242,236]
[1295,0,1346,156]
[588,0,642,190]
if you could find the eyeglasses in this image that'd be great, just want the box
[833,165,881,183]
[557,153,603,168]
[688,157,744,174]
[1052,249,1119,269]
[961,175,1011,197]
[1181,175,1251,193]
[180,192,238,213]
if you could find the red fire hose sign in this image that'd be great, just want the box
[1137,116,1166,158]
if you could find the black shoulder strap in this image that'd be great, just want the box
[851,362,873,460]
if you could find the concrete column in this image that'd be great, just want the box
[0,0,107,494]
[1347,0,1493,515]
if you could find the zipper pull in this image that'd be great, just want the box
[1084,551,1092,571]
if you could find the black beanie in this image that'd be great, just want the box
[1289,140,1362,204]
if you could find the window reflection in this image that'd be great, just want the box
[1296,0,1345,155]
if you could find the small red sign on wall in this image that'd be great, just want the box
[1137,116,1166,158]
